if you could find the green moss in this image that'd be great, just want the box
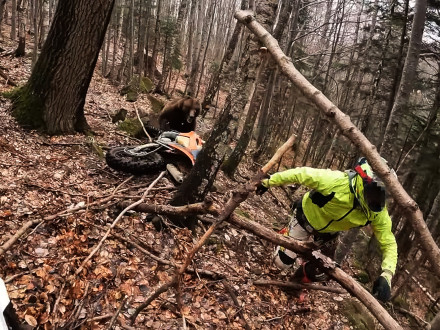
[117,118,143,137]
[147,94,165,113]
[4,85,45,129]
[126,91,138,102]
[86,137,104,159]
[342,299,376,330]
[354,271,370,284]
[139,77,154,93]
[236,209,251,219]
[392,294,410,310]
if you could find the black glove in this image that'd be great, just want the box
[372,276,391,302]
[255,183,268,195]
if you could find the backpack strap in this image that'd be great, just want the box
[346,169,357,194]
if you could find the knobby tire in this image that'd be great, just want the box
[106,146,166,175]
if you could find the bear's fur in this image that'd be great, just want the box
[159,96,201,132]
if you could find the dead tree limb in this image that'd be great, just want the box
[227,213,402,329]
[395,306,430,329]
[234,9,440,281]
[253,279,346,294]
[118,198,219,216]
[0,67,17,86]
[222,279,252,330]
[107,295,128,330]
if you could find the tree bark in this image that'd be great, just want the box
[380,0,428,165]
[170,99,234,229]
[234,9,440,279]
[430,311,440,329]
[10,0,115,134]
[201,0,247,112]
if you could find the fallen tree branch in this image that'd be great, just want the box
[75,171,166,275]
[253,279,346,294]
[0,67,17,86]
[0,218,42,255]
[134,104,153,142]
[118,198,219,216]
[234,10,440,281]
[222,279,252,330]
[107,295,128,330]
[395,306,430,328]
[227,213,402,330]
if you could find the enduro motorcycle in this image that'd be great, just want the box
[106,130,204,180]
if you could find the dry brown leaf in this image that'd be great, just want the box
[25,314,38,327]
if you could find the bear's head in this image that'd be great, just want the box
[182,97,201,124]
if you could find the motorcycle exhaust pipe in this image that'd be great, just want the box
[166,164,184,183]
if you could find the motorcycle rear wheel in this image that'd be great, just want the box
[106,146,166,175]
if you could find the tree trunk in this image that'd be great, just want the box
[10,0,16,40]
[186,0,206,96]
[31,0,40,66]
[14,0,27,57]
[221,55,268,177]
[170,99,233,230]
[149,0,162,80]
[201,0,247,113]
[185,0,197,80]
[0,0,7,39]
[10,0,115,134]
[430,311,440,330]
[380,0,428,165]
[195,0,218,97]
[221,1,278,177]
[128,0,135,82]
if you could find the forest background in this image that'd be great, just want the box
[0,0,440,329]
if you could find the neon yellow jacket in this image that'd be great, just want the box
[262,167,397,274]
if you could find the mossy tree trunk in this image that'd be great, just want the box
[10,0,115,135]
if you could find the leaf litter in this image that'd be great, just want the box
[0,40,419,329]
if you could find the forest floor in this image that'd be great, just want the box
[0,40,430,329]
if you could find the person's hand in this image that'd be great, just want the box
[255,183,268,195]
[372,273,391,302]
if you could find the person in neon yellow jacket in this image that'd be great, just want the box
[256,158,397,302]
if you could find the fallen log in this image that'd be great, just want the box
[253,279,346,294]
[227,213,402,330]
[118,198,219,216]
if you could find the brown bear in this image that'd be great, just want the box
[159,96,201,133]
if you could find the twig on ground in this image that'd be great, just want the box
[0,183,132,256]
[114,131,142,142]
[86,314,113,323]
[107,295,128,330]
[118,198,219,217]
[394,306,430,328]
[222,279,252,330]
[134,104,153,142]
[53,281,66,327]
[112,175,134,195]
[4,271,30,283]
[75,171,166,275]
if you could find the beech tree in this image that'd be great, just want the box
[9,0,115,134]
